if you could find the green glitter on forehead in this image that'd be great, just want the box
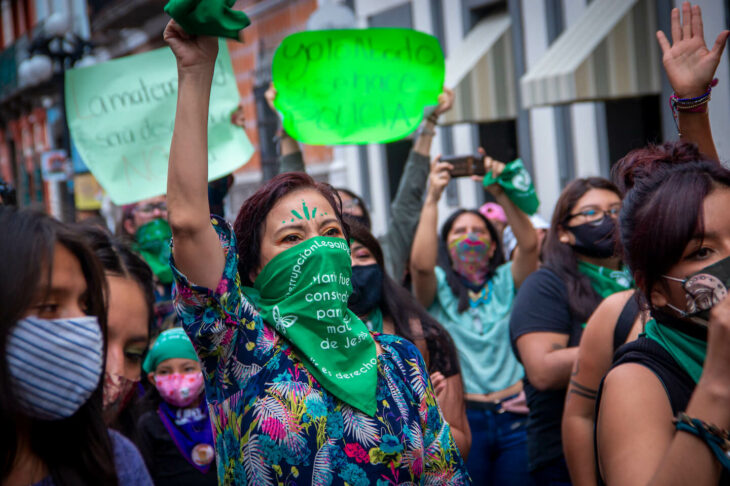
[290,200,318,221]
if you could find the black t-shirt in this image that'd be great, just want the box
[136,410,218,486]
[509,268,585,472]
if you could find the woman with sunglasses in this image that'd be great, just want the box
[509,177,632,485]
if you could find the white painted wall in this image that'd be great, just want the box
[521,0,562,221]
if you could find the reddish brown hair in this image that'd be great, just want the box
[233,172,349,286]
[613,141,730,305]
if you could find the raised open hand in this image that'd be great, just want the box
[656,2,729,98]
[163,20,219,73]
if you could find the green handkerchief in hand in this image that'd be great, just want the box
[483,158,540,215]
[165,0,250,40]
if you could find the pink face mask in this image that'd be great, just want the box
[154,373,205,408]
[103,372,138,424]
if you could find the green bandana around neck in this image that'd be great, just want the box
[643,318,706,383]
[246,237,377,416]
[164,0,250,40]
[482,158,540,215]
[364,307,384,333]
[577,260,633,298]
[134,219,173,285]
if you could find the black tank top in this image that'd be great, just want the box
[595,337,729,485]
[612,297,639,354]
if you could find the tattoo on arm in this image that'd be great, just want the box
[551,342,566,351]
[568,379,598,400]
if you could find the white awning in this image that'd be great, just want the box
[520,0,661,109]
[442,13,517,125]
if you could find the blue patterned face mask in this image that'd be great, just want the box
[6,316,104,420]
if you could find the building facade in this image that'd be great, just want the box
[228,0,730,234]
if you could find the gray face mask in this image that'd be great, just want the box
[6,315,104,420]
[662,255,730,326]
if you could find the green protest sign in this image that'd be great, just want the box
[65,41,253,205]
[272,28,445,145]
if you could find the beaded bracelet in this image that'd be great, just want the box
[426,113,439,125]
[674,411,730,470]
[669,78,718,136]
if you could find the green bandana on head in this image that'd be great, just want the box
[577,261,633,298]
[143,327,199,374]
[482,158,540,215]
[134,219,173,285]
[245,237,378,416]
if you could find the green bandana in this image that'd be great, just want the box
[643,319,706,383]
[133,219,173,285]
[483,158,540,215]
[577,260,633,298]
[143,327,198,373]
[164,0,250,40]
[245,237,377,416]
[364,307,384,333]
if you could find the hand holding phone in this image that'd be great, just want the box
[440,154,485,178]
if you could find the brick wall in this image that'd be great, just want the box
[229,0,333,175]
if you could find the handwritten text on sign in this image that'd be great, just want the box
[272,29,445,145]
[65,41,253,205]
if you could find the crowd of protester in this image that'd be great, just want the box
[1,2,730,485]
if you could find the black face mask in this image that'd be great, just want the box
[348,264,383,316]
[568,216,617,259]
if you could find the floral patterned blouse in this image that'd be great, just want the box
[171,216,471,485]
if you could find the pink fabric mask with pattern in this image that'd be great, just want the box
[448,232,491,285]
[154,373,205,408]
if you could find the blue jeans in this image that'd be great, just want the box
[465,408,534,486]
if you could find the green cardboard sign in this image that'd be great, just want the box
[65,41,253,205]
[272,28,445,145]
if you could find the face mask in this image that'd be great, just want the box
[103,372,138,423]
[348,264,383,316]
[662,255,730,326]
[155,373,205,408]
[246,236,377,416]
[448,232,491,286]
[134,218,173,284]
[568,216,617,258]
[6,316,104,420]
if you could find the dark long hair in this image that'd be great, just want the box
[541,178,622,322]
[234,172,350,286]
[347,217,460,376]
[0,207,118,486]
[76,224,155,442]
[613,141,730,305]
[440,209,505,313]
[336,187,371,229]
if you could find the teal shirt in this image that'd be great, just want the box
[428,263,524,395]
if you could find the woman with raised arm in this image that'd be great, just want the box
[595,140,730,486]
[410,154,539,485]
[163,21,470,485]
[561,4,727,483]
